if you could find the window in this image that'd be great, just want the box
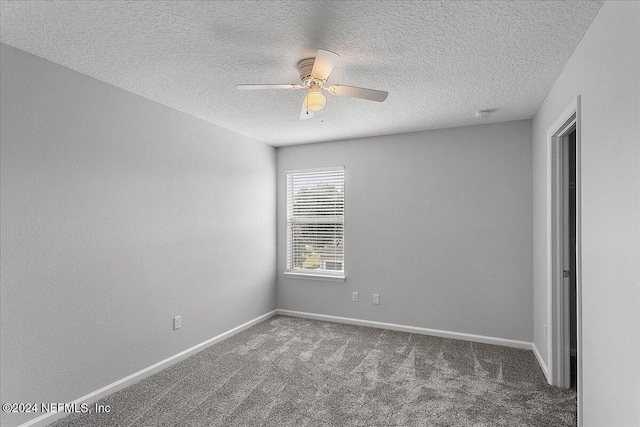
[286,166,345,281]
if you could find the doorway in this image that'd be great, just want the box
[547,96,581,406]
[564,127,577,390]
[551,116,577,389]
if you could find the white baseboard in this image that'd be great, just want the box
[17,310,278,427]
[276,309,533,350]
[532,342,550,382]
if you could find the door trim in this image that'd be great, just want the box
[546,96,582,424]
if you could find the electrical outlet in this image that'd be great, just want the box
[352,292,359,302]
[174,315,181,330]
[373,294,380,305]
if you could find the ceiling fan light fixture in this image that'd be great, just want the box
[237,49,388,119]
[304,83,326,112]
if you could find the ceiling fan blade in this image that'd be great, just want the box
[311,49,340,80]
[328,85,388,102]
[237,84,304,90]
[299,101,314,120]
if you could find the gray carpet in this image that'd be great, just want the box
[51,315,576,426]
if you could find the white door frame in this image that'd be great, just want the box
[546,96,583,422]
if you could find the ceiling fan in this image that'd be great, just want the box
[237,49,388,120]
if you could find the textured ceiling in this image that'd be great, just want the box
[0,1,602,146]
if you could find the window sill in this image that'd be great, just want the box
[283,272,346,282]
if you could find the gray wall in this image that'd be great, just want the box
[532,1,639,425]
[0,44,276,427]
[277,121,533,342]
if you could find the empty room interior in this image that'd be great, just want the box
[1,1,638,427]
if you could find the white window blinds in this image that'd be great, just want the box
[286,167,345,277]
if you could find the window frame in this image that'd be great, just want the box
[284,166,345,282]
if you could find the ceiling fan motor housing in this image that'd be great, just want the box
[297,58,321,87]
